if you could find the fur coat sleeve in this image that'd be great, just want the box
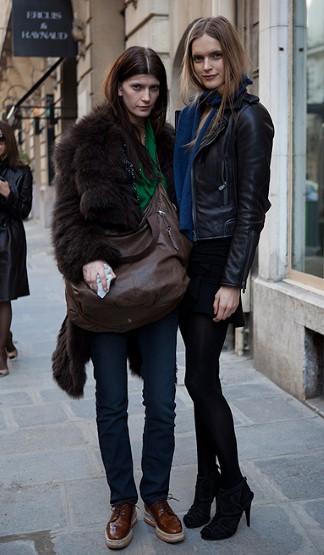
[52,109,144,284]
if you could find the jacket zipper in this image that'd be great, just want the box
[190,120,228,241]
[190,166,198,241]
[218,160,229,204]
[191,120,227,240]
[157,209,179,250]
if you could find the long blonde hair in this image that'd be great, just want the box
[181,16,248,141]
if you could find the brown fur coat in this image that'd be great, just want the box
[52,104,175,398]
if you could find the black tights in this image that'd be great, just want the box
[181,312,242,488]
[0,301,12,352]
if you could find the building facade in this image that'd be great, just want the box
[0,0,323,403]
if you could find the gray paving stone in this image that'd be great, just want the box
[174,407,195,434]
[168,464,198,514]
[0,540,37,555]
[172,433,197,468]
[128,412,144,440]
[38,388,72,403]
[220,366,266,385]
[306,397,324,419]
[0,483,66,536]
[232,396,315,425]
[127,375,144,394]
[12,404,68,428]
[255,452,324,500]
[230,403,254,426]
[0,422,87,455]
[1,369,50,386]
[303,499,324,528]
[220,355,262,373]
[121,392,143,416]
[176,392,192,412]
[53,521,211,555]
[75,419,99,447]
[223,380,288,401]
[39,384,94,403]
[53,529,114,555]
[16,340,58,358]
[292,501,324,554]
[0,449,99,485]
[0,531,56,555]
[0,410,7,430]
[175,383,193,407]
[0,367,53,393]
[1,355,51,373]
[64,478,109,527]
[236,417,324,460]
[67,398,96,419]
[0,392,34,407]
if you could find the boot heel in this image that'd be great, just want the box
[245,503,251,527]
[201,477,254,540]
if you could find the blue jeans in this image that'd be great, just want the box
[90,310,178,506]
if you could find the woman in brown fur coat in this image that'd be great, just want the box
[52,47,184,549]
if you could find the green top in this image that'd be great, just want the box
[135,120,167,211]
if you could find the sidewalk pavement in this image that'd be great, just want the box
[1,219,324,555]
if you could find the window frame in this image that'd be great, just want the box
[287,0,324,291]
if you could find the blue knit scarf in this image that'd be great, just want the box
[174,77,252,239]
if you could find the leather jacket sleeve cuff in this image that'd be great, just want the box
[221,229,260,292]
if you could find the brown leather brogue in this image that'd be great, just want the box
[144,500,184,543]
[105,503,137,550]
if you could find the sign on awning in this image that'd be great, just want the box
[12,0,77,57]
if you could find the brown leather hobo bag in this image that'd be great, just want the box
[65,185,192,333]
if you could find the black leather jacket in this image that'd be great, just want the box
[191,92,274,290]
[0,163,33,225]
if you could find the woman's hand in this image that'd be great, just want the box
[0,179,10,198]
[213,286,240,322]
[82,260,109,291]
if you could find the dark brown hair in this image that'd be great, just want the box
[0,121,24,168]
[181,16,248,140]
[103,46,168,178]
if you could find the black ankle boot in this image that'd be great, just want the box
[183,471,221,528]
[201,477,254,540]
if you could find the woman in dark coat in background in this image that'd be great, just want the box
[0,121,33,376]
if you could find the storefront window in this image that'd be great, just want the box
[292,0,324,279]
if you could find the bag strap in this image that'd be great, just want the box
[115,185,163,264]
[106,184,171,264]
[117,215,159,263]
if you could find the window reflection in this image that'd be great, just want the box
[292,0,324,278]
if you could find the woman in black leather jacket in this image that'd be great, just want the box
[0,122,32,376]
[174,16,274,541]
